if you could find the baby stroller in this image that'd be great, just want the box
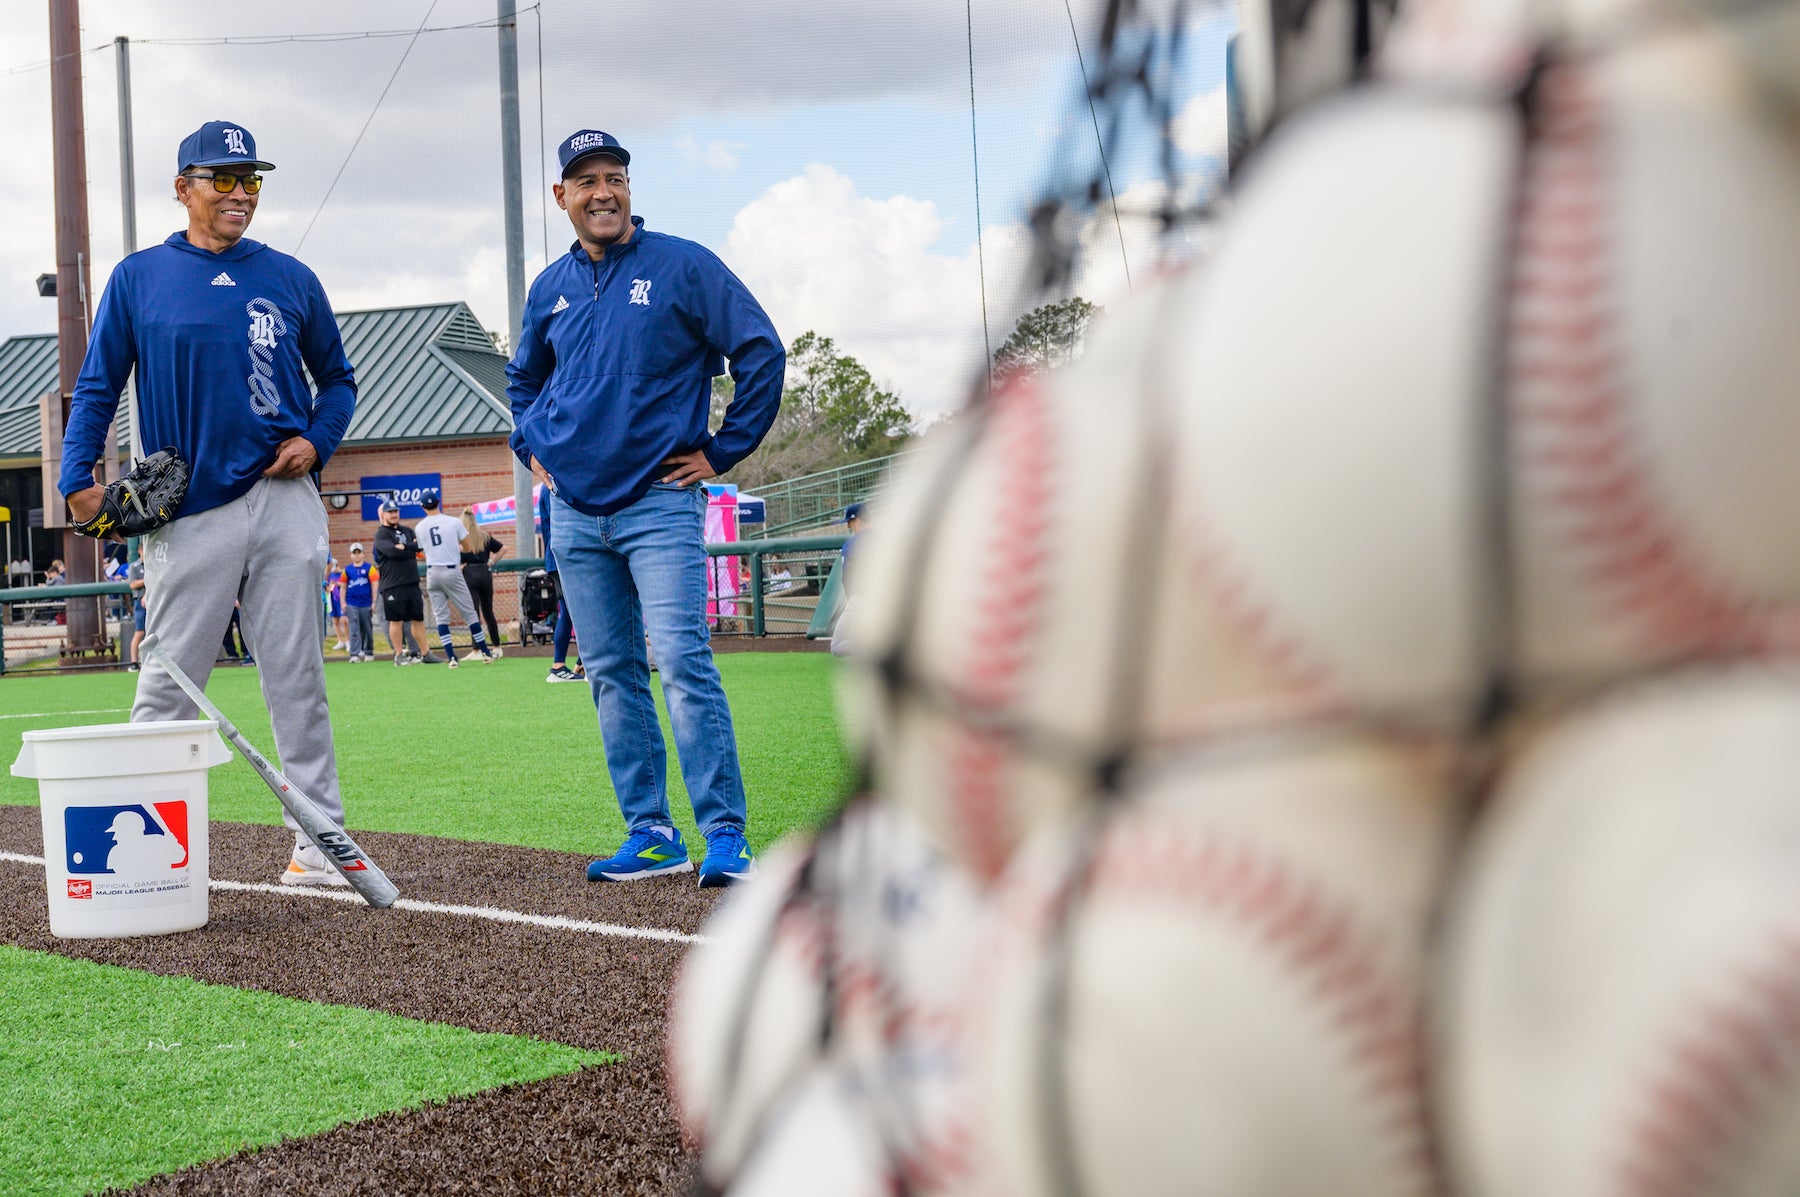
[521,568,560,645]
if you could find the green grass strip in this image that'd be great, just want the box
[0,945,614,1197]
[1,653,855,857]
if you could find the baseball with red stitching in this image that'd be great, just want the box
[724,1067,906,1197]
[1439,666,1800,1197]
[932,735,1455,1197]
[844,26,1800,886]
[841,99,1519,887]
[1175,32,1800,703]
[668,836,823,1181]
[668,802,985,1192]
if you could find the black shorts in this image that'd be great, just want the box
[381,587,424,623]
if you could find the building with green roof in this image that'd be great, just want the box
[0,303,526,608]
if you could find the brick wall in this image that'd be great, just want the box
[322,438,538,631]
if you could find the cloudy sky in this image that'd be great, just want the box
[1,0,1231,421]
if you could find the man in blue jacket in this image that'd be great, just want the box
[507,130,784,888]
[61,121,358,887]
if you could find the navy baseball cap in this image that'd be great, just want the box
[380,498,400,512]
[844,503,865,522]
[420,488,441,509]
[558,129,630,177]
[177,121,275,173]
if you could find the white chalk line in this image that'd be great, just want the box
[0,707,131,721]
[0,851,706,945]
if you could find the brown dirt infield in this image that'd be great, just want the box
[0,804,725,1195]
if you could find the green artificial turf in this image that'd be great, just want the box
[0,653,854,857]
[0,945,613,1197]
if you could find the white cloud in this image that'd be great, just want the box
[676,134,744,174]
[1173,82,1229,158]
[726,165,1012,421]
[721,165,1222,424]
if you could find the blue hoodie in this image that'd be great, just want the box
[60,232,356,518]
[506,219,784,517]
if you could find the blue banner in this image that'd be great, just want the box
[359,474,442,520]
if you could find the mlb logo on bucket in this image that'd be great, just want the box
[65,802,190,875]
[67,879,93,899]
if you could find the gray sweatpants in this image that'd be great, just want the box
[426,565,478,629]
[347,605,373,657]
[134,476,344,837]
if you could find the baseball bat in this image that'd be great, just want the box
[139,633,399,909]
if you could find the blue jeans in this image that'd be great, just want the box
[549,484,747,837]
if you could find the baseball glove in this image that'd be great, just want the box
[71,447,190,540]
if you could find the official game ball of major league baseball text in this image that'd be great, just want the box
[842,21,1800,886]
[1439,666,1800,1197]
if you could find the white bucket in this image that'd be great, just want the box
[11,720,232,939]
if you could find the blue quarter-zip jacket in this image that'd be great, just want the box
[59,232,356,518]
[506,219,785,516]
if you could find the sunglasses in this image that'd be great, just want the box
[182,170,263,194]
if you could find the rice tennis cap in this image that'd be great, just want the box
[558,130,630,176]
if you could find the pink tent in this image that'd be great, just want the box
[706,485,741,623]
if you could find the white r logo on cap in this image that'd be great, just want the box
[224,128,246,155]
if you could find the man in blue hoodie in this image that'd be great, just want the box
[507,130,784,888]
[60,121,358,887]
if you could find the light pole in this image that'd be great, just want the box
[48,0,105,655]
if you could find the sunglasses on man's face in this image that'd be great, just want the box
[182,171,263,195]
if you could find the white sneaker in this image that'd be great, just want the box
[481,646,503,662]
[281,843,350,888]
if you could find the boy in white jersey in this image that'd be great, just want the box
[414,489,501,668]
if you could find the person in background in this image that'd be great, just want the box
[413,488,501,668]
[126,544,148,671]
[342,542,375,662]
[220,602,254,667]
[830,502,864,658]
[538,480,583,683]
[325,555,349,652]
[105,544,130,624]
[459,507,507,648]
[372,498,435,666]
[44,559,66,586]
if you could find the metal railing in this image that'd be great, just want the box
[0,581,131,676]
[493,532,846,638]
[0,533,849,675]
[738,452,910,539]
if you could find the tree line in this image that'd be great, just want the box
[710,296,1099,491]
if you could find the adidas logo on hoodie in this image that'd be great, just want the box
[211,272,236,287]
[550,295,569,314]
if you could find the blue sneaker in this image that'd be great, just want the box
[698,827,756,889]
[586,827,693,882]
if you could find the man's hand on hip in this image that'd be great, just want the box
[658,449,718,485]
[262,436,319,479]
